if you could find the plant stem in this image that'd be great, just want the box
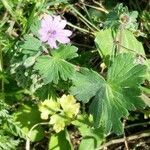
[125,121,150,129]
[123,120,129,150]
[68,5,100,31]
[117,24,124,53]
[26,122,49,150]
[98,130,150,150]
[0,41,4,96]
[84,3,109,14]
[67,22,94,35]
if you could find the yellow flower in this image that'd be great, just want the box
[49,114,66,133]
[58,95,80,118]
[38,98,60,120]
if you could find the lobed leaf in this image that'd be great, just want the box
[34,45,78,84]
[70,53,147,134]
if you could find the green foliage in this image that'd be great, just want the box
[141,10,150,32]
[13,104,44,142]
[95,29,145,60]
[0,133,19,150]
[49,130,73,150]
[0,0,149,149]
[72,115,104,150]
[34,45,78,84]
[120,30,145,55]
[71,53,147,134]
[104,3,139,31]
[20,34,42,55]
[95,29,114,58]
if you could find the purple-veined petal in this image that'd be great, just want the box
[52,16,61,28]
[53,16,67,29]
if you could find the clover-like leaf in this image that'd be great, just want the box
[70,53,147,134]
[34,45,78,84]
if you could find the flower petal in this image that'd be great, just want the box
[57,36,70,44]
[39,29,48,42]
[41,15,53,29]
[57,29,72,37]
[58,20,67,29]
[48,38,57,49]
[53,16,67,29]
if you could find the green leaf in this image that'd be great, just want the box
[145,59,150,81]
[95,29,114,58]
[23,56,36,68]
[20,35,41,55]
[107,53,146,86]
[120,30,145,55]
[95,29,145,59]
[70,68,105,103]
[30,19,41,37]
[34,45,78,84]
[72,115,104,150]
[13,104,44,142]
[49,130,73,150]
[71,53,147,134]
[0,134,19,150]
[51,44,78,60]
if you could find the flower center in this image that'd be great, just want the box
[48,30,57,38]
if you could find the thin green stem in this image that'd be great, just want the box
[79,3,93,23]
[68,5,100,31]
[67,22,94,35]
[84,3,109,14]
[117,24,124,53]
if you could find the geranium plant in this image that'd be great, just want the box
[0,0,150,150]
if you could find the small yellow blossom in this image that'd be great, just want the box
[49,114,66,133]
[38,98,60,120]
[58,95,80,118]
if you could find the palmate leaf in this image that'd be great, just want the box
[34,45,78,84]
[70,53,147,134]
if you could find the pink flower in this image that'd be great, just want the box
[39,15,72,49]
